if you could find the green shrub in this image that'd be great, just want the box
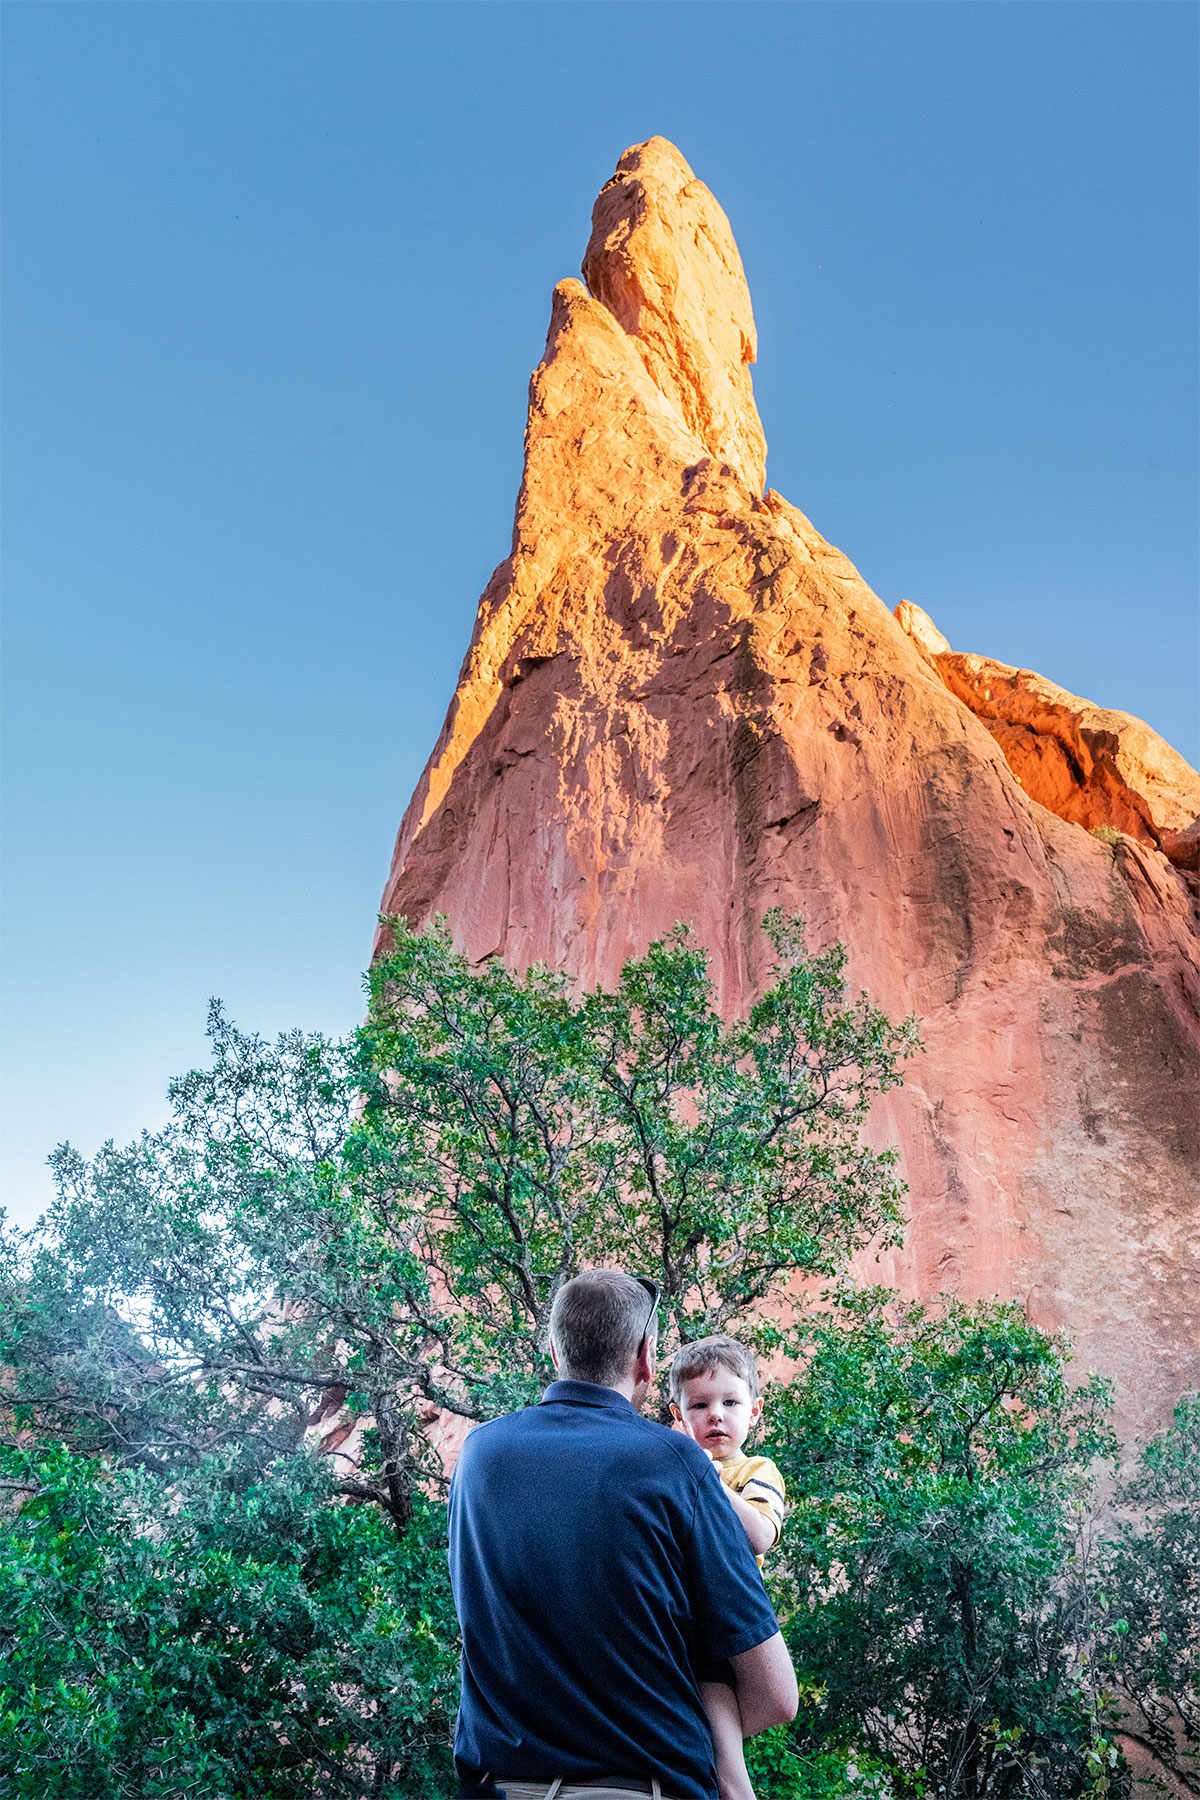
[1096,1394,1200,1791]
[762,1294,1126,1799]
[747,1728,894,1799]
[0,1445,459,1798]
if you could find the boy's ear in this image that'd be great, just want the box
[668,1402,682,1421]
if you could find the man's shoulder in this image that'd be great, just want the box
[639,1416,715,1475]
[455,1400,714,1484]
[576,1407,714,1473]
[605,1416,724,1510]
[454,1405,535,1455]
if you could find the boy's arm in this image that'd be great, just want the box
[723,1486,779,1555]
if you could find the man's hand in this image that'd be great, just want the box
[729,1631,799,1736]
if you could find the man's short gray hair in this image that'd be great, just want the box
[548,1269,657,1386]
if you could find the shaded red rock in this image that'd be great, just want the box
[378,140,1200,1439]
[894,602,1200,871]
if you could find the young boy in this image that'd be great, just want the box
[669,1335,786,1800]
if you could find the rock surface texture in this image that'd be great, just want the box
[379,139,1200,1437]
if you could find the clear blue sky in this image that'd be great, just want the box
[3,2,1197,1228]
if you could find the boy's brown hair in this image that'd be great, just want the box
[668,1334,760,1404]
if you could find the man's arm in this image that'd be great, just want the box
[729,1632,799,1736]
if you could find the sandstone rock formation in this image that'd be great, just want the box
[378,139,1200,1439]
[895,601,1200,870]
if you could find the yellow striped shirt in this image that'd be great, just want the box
[717,1451,786,1563]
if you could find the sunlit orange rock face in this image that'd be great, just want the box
[379,138,1200,1438]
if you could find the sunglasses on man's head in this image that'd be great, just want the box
[635,1277,661,1351]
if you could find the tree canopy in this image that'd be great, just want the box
[1,913,1194,1799]
[4,912,916,1530]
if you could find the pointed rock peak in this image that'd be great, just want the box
[582,137,767,495]
[895,599,953,661]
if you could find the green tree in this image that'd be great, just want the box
[763,1293,1124,1800]
[5,913,914,1522]
[7,914,1180,1800]
[1,912,915,1796]
[0,1442,457,1798]
[1097,1394,1200,1793]
[362,911,917,1401]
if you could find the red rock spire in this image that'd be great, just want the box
[582,137,767,495]
[378,141,1200,1440]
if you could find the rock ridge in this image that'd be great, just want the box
[893,600,1200,873]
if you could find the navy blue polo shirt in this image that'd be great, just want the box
[447,1378,779,1800]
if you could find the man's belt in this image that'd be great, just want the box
[494,1778,675,1795]
[566,1783,659,1794]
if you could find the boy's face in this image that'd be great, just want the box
[671,1367,763,1460]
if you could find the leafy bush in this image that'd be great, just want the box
[1,913,916,1796]
[1097,1394,1200,1793]
[0,1445,458,1798]
[5,912,915,1521]
[763,1294,1126,1799]
[747,1728,894,1800]
[1,916,1191,1798]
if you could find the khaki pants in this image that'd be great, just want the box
[497,1783,687,1800]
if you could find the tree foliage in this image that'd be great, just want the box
[4,912,915,1535]
[0,1443,457,1798]
[360,910,917,1399]
[0,914,1192,1799]
[0,913,915,1793]
[764,1294,1126,1800]
[1096,1396,1200,1792]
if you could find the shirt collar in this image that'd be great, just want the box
[540,1378,638,1414]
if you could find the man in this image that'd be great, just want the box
[448,1268,799,1800]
